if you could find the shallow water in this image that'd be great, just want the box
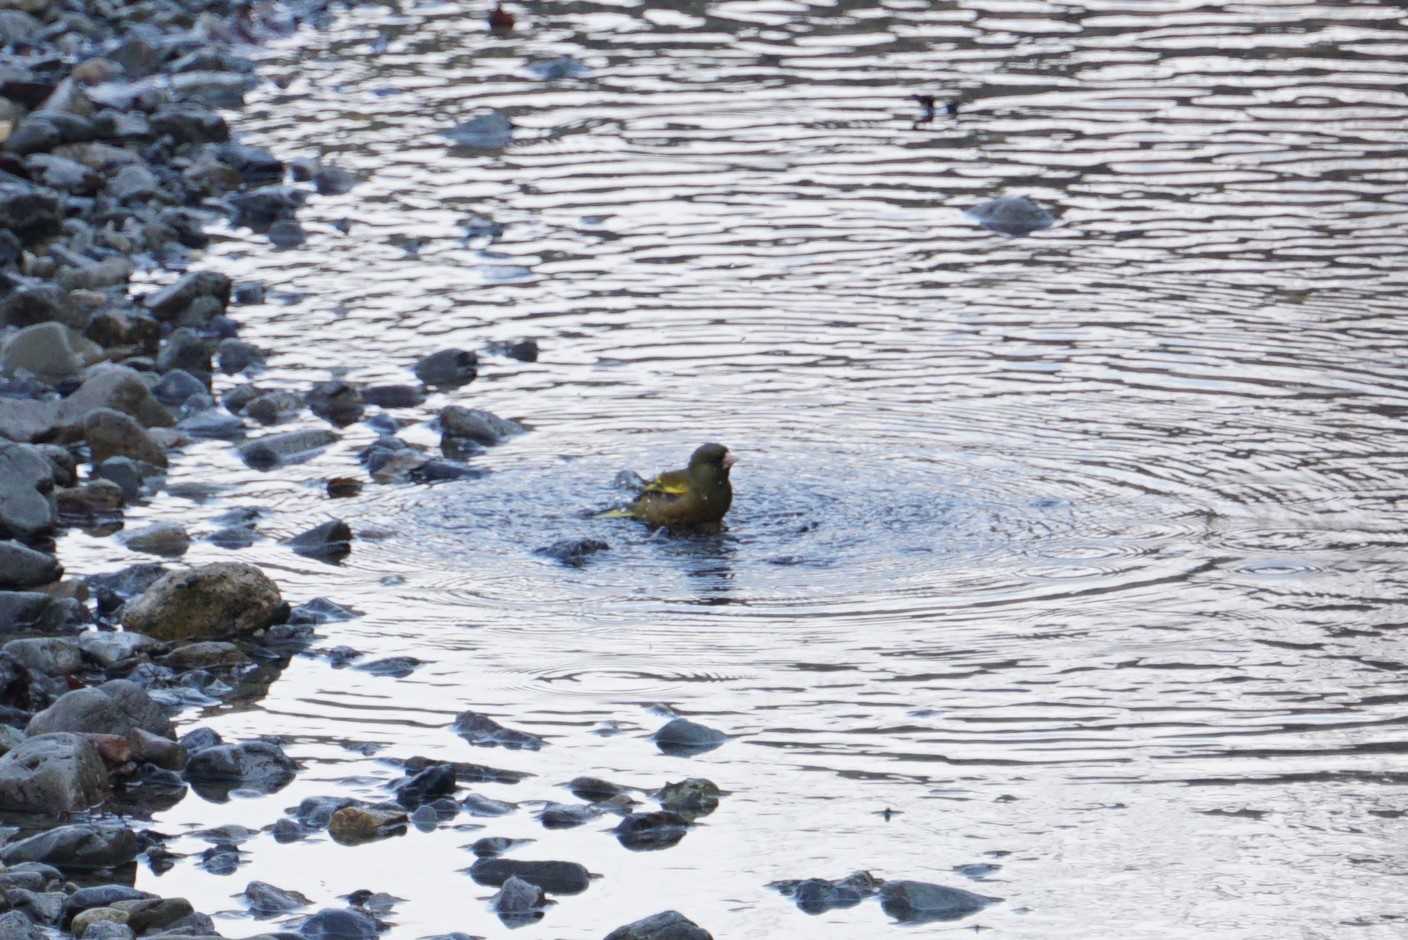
[60,0,1408,936]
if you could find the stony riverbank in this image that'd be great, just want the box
[1,0,1006,936]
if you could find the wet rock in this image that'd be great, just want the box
[160,641,249,670]
[0,442,57,541]
[217,144,283,183]
[439,406,524,446]
[76,921,133,940]
[243,390,303,425]
[954,862,1002,881]
[355,656,421,678]
[185,740,295,790]
[77,630,160,669]
[215,338,264,375]
[527,55,589,80]
[88,562,166,605]
[24,153,100,195]
[9,888,65,925]
[127,728,185,770]
[493,875,550,925]
[0,540,61,589]
[122,562,284,641]
[288,597,359,625]
[300,908,379,940]
[239,428,338,469]
[878,880,1000,923]
[470,836,525,857]
[0,724,25,755]
[156,328,212,377]
[442,111,513,149]
[413,349,478,387]
[453,711,544,750]
[107,164,159,203]
[268,218,306,248]
[468,858,591,894]
[63,885,153,925]
[152,371,207,410]
[27,680,174,737]
[0,824,139,870]
[149,106,229,144]
[0,179,63,245]
[394,762,457,808]
[55,480,124,520]
[92,457,147,503]
[229,185,306,231]
[198,842,243,875]
[307,381,363,425]
[177,408,246,440]
[209,523,258,549]
[2,636,82,675]
[244,880,311,915]
[117,897,194,933]
[0,911,44,940]
[460,792,517,817]
[769,871,881,914]
[404,754,529,784]
[70,909,131,938]
[117,522,189,557]
[313,165,357,196]
[83,408,167,468]
[568,776,634,801]
[0,591,64,635]
[179,727,223,754]
[292,794,358,830]
[964,195,1055,237]
[539,801,604,829]
[290,519,353,560]
[603,910,713,940]
[0,284,79,329]
[399,804,435,834]
[64,366,174,429]
[535,538,608,568]
[0,733,109,813]
[361,384,423,409]
[614,811,691,851]
[142,271,231,323]
[328,804,408,844]
[487,338,538,362]
[653,718,727,756]
[233,282,266,305]
[655,778,721,819]
[1,321,90,384]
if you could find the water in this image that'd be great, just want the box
[60,0,1408,936]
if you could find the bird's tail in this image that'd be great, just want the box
[594,507,635,519]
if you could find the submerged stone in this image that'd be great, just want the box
[653,718,727,756]
[878,880,1000,923]
[963,195,1055,236]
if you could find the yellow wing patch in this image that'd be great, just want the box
[642,470,690,496]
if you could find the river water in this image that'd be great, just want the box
[59,0,1408,937]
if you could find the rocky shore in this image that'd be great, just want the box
[1,0,1002,935]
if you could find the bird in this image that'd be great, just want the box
[602,443,737,530]
[488,2,514,32]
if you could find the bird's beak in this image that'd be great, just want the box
[723,452,737,469]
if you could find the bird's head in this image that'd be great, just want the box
[689,442,736,481]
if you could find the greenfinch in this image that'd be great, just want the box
[606,443,736,530]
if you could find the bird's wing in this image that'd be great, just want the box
[641,468,690,496]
